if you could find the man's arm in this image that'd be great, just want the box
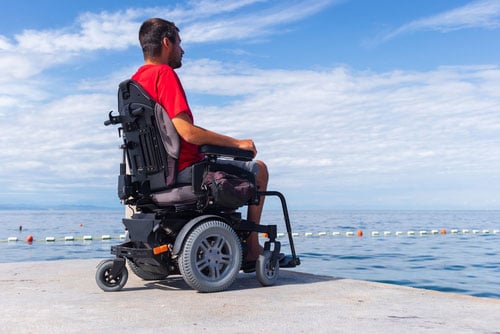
[172,112,257,157]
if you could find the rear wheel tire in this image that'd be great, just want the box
[179,220,242,292]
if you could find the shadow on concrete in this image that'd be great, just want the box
[123,270,342,293]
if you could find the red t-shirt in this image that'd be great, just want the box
[131,64,204,172]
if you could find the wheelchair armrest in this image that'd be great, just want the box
[199,145,254,161]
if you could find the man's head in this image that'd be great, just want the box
[139,18,184,68]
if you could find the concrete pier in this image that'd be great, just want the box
[1,259,498,333]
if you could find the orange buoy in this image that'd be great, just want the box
[440,229,447,235]
[357,229,363,237]
[26,235,34,243]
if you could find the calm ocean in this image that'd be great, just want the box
[1,209,498,298]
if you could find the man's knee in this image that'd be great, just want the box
[256,160,269,185]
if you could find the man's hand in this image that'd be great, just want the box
[237,139,257,157]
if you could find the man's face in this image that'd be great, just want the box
[167,31,184,69]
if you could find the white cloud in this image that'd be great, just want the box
[374,0,500,44]
[184,0,266,17]
[6,10,141,76]
[0,1,341,207]
[1,1,499,209]
[0,0,336,79]
[181,0,335,43]
[2,60,500,208]
[182,61,500,204]
[0,0,337,93]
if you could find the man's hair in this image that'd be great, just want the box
[139,18,179,60]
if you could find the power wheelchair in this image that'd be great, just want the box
[95,79,300,293]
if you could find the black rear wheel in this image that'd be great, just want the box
[179,220,242,292]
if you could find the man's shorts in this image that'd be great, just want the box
[177,159,259,184]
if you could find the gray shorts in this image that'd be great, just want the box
[177,159,259,184]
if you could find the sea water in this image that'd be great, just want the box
[1,209,498,298]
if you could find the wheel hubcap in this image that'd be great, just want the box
[195,235,232,280]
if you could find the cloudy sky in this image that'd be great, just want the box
[1,0,499,210]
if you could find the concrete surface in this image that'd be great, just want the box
[0,259,498,333]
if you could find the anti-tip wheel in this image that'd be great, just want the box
[256,250,279,286]
[95,259,128,292]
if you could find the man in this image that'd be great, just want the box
[131,18,268,265]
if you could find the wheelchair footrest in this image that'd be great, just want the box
[279,255,301,268]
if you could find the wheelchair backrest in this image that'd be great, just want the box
[116,79,180,195]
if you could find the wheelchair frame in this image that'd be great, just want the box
[95,80,300,293]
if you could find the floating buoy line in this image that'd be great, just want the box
[1,235,126,243]
[1,228,498,243]
[278,228,499,238]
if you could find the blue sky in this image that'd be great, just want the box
[1,0,499,210]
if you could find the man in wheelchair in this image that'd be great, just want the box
[96,18,299,293]
[133,18,268,267]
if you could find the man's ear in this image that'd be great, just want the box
[162,37,170,49]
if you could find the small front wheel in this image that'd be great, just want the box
[95,259,128,292]
[256,250,279,286]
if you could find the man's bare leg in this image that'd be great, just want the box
[245,160,269,262]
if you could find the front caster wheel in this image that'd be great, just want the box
[96,259,128,292]
[256,250,279,286]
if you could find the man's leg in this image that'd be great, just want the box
[245,160,269,261]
